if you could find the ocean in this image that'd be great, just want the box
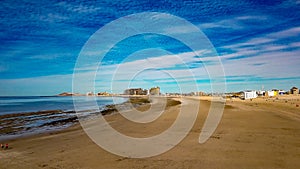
[0,96,127,140]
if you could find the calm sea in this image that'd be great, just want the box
[0,96,127,140]
[0,96,127,115]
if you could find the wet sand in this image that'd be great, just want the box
[0,96,300,169]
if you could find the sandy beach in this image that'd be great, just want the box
[1,96,300,169]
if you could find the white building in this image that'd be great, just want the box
[242,90,257,100]
[278,90,286,95]
[267,91,275,97]
[257,90,265,96]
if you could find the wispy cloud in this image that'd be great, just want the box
[56,1,101,13]
[39,13,69,23]
[163,25,199,34]
[268,26,300,38]
[0,74,73,96]
[199,15,268,30]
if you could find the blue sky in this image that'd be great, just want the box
[0,0,300,96]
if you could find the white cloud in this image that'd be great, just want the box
[236,15,268,21]
[290,42,300,47]
[215,25,300,88]
[199,15,268,30]
[222,50,300,78]
[29,53,73,60]
[39,13,68,23]
[262,45,289,52]
[76,49,221,91]
[244,37,275,46]
[220,26,300,60]
[268,26,300,38]
[56,2,101,13]
[164,25,198,34]
[0,74,73,96]
[105,51,196,81]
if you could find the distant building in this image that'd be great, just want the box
[231,91,243,98]
[290,87,299,95]
[124,88,147,95]
[242,90,257,100]
[272,89,279,96]
[266,91,275,97]
[190,91,207,96]
[149,86,160,95]
[278,90,286,95]
[257,90,265,96]
[97,92,110,96]
[86,91,94,96]
[144,89,149,95]
[165,93,181,96]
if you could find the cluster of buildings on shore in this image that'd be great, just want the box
[233,86,299,100]
[59,86,300,100]
[82,87,209,97]
[124,86,160,96]
[82,86,161,96]
[164,91,207,97]
[123,87,210,97]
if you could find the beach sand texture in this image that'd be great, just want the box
[0,96,300,169]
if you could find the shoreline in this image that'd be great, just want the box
[1,96,300,169]
[2,95,300,141]
[0,96,180,142]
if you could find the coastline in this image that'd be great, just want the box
[0,96,179,141]
[0,96,141,141]
[0,96,300,169]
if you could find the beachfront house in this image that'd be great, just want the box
[191,91,207,96]
[266,91,275,97]
[272,89,279,96]
[257,90,265,96]
[242,90,257,100]
[290,87,299,95]
[149,86,160,95]
[124,88,147,95]
[278,90,286,95]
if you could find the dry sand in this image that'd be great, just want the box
[0,96,300,169]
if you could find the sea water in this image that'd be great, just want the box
[0,96,127,115]
[0,96,127,139]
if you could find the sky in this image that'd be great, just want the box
[0,0,300,96]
